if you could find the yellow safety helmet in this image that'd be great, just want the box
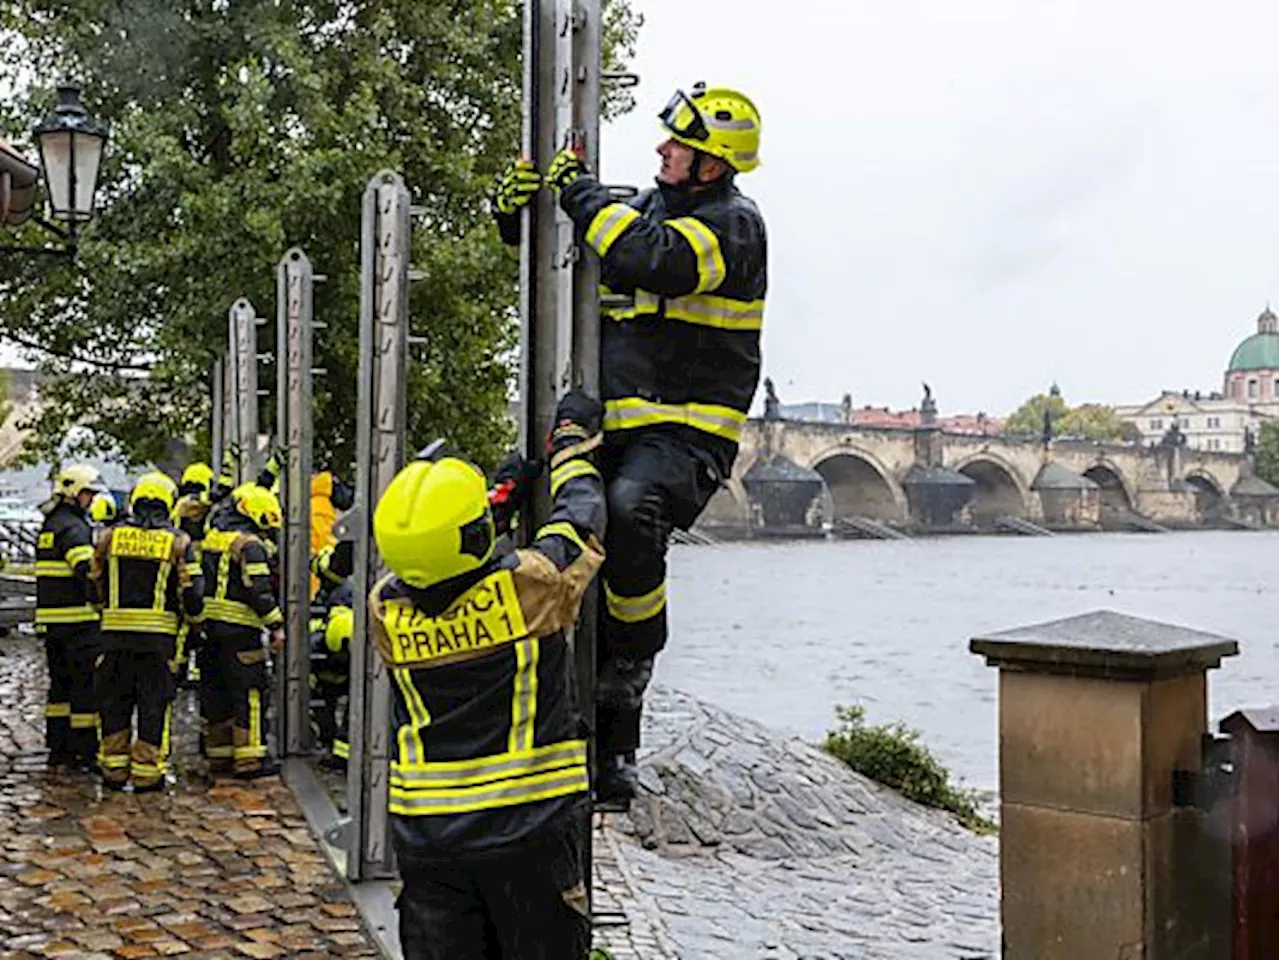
[180,462,215,496]
[659,83,761,174]
[234,483,282,531]
[89,492,118,524]
[325,605,354,654]
[131,471,178,512]
[373,457,495,589]
[55,463,103,500]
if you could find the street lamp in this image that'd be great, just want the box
[1,81,108,257]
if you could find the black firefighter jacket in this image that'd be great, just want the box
[36,500,99,633]
[369,452,607,857]
[200,513,283,640]
[498,174,767,478]
[90,515,204,653]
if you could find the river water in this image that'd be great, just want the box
[656,530,1279,793]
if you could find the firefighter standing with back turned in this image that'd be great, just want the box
[92,473,204,791]
[199,484,285,778]
[495,83,767,803]
[36,464,106,770]
[369,391,605,960]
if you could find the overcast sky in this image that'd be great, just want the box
[601,0,1279,416]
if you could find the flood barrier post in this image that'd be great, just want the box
[345,170,412,882]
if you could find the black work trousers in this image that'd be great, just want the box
[95,642,176,788]
[596,430,722,758]
[201,626,271,774]
[41,624,100,763]
[394,812,589,960]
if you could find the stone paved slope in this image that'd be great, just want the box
[605,686,1000,960]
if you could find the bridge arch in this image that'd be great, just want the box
[952,452,1031,524]
[808,444,908,522]
[1184,470,1227,523]
[1082,460,1135,517]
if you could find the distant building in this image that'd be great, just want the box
[775,400,1000,435]
[1117,307,1279,452]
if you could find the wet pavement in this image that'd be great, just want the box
[0,632,378,959]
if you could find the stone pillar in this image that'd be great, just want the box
[970,610,1238,960]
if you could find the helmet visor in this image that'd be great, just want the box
[658,90,708,143]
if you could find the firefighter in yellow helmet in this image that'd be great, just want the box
[495,84,767,804]
[37,464,106,769]
[368,391,604,960]
[309,594,353,769]
[172,461,217,686]
[199,483,285,778]
[91,473,203,791]
[88,492,120,531]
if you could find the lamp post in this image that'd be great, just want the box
[1,81,108,258]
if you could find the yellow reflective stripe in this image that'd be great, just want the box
[585,202,641,256]
[35,561,74,578]
[202,598,264,628]
[184,563,202,578]
[389,765,589,816]
[605,580,667,624]
[100,753,130,769]
[549,458,600,495]
[108,556,120,611]
[244,562,271,578]
[263,607,283,627]
[534,521,589,555]
[160,703,171,764]
[508,639,538,754]
[666,217,726,294]
[154,560,171,613]
[215,547,232,600]
[70,712,98,729]
[205,744,234,759]
[332,739,350,759]
[603,398,746,443]
[393,668,430,767]
[65,544,94,567]
[235,690,267,759]
[664,294,764,331]
[392,740,586,788]
[45,703,70,718]
[101,609,180,633]
[35,606,99,624]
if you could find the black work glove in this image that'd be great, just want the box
[547,390,604,463]
[488,451,543,536]
[330,479,355,512]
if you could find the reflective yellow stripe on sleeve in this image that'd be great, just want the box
[244,562,271,578]
[35,606,99,625]
[666,217,726,294]
[202,598,265,629]
[65,544,95,568]
[603,398,747,443]
[534,521,589,555]
[549,459,600,495]
[605,580,667,624]
[35,561,74,578]
[585,203,641,256]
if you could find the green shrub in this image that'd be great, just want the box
[823,705,996,834]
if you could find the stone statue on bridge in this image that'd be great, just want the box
[920,382,937,427]
[763,377,781,421]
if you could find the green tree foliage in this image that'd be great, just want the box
[0,0,640,470]
[1003,390,1132,443]
[1257,420,1278,487]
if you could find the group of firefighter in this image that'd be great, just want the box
[37,448,358,790]
[34,82,765,959]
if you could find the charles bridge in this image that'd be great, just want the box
[700,417,1278,533]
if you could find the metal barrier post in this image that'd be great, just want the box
[345,170,412,882]
[276,248,316,758]
[228,298,261,482]
[211,358,225,477]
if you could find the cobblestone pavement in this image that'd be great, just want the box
[604,686,1002,960]
[0,633,378,959]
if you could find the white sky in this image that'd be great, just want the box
[600,0,1280,415]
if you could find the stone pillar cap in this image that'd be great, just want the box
[969,609,1238,680]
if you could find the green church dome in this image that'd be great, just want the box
[1228,308,1279,372]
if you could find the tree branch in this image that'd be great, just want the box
[2,330,153,373]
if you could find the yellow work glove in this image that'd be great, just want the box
[545,148,587,191]
[495,159,542,214]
